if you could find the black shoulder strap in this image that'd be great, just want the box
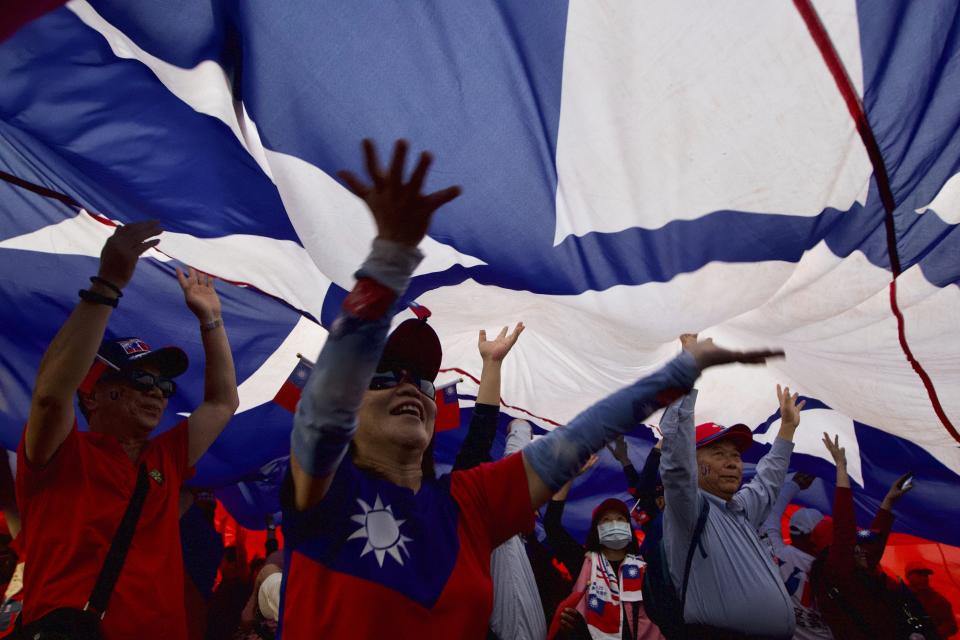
[85,463,151,618]
[679,494,710,612]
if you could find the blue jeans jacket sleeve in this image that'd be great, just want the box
[290,239,423,478]
[523,351,699,491]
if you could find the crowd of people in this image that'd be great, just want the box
[2,139,955,639]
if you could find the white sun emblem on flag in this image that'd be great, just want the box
[347,495,413,567]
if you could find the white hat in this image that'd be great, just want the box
[258,572,283,621]
[789,508,824,536]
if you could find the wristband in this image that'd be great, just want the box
[200,317,223,332]
[79,289,119,308]
[89,276,123,297]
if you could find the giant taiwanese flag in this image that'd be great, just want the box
[1,0,959,560]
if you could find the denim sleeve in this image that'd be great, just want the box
[523,352,699,491]
[290,239,422,478]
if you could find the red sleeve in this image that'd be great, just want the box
[152,420,194,482]
[866,506,895,568]
[450,452,535,548]
[827,486,856,577]
[15,420,80,498]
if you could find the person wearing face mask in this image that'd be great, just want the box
[546,490,663,640]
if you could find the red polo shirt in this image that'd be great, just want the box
[16,420,193,639]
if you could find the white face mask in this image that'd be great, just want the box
[597,521,632,549]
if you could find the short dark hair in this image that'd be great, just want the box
[265,539,279,555]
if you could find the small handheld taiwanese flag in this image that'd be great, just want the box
[434,379,461,432]
[621,563,644,592]
[273,356,313,412]
[586,593,621,634]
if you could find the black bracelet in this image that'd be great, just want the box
[89,276,123,297]
[79,289,119,308]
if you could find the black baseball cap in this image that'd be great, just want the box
[377,319,442,382]
[98,337,189,377]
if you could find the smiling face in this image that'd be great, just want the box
[696,439,743,501]
[355,381,437,457]
[83,364,169,437]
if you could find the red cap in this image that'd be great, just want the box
[378,319,442,382]
[591,498,631,524]
[695,422,753,453]
[809,516,834,553]
[905,560,934,576]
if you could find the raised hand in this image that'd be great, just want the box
[684,336,784,371]
[776,384,806,432]
[577,454,600,476]
[478,322,525,363]
[605,435,629,465]
[553,453,600,501]
[176,267,221,323]
[98,220,162,290]
[338,139,461,248]
[821,432,846,468]
[883,472,914,507]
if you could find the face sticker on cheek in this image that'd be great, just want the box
[698,463,711,478]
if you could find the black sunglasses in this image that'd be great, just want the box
[369,369,435,398]
[113,369,177,398]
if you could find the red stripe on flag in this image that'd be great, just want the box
[273,381,302,413]
[793,0,959,443]
[434,384,460,432]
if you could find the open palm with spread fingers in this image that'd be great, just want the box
[822,432,846,468]
[338,139,462,248]
[478,322,525,363]
[684,336,784,370]
[776,384,806,431]
[176,267,221,323]
[98,220,163,290]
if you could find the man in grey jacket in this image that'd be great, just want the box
[660,336,804,639]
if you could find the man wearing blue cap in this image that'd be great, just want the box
[659,334,804,639]
[17,221,239,639]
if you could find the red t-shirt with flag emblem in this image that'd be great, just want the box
[16,420,193,639]
[278,451,534,639]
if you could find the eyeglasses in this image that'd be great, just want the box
[111,369,177,398]
[369,369,435,398]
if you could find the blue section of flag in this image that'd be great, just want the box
[0,9,299,243]
[587,594,605,614]
[283,456,460,609]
